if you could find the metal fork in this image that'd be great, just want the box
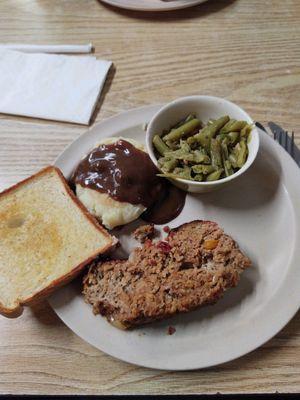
[269,122,295,158]
[256,121,300,166]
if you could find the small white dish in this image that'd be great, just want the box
[49,105,300,370]
[146,96,260,193]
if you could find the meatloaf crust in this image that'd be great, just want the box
[83,220,251,329]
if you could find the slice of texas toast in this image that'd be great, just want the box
[0,166,116,317]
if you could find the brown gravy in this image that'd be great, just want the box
[72,140,185,224]
[142,183,186,225]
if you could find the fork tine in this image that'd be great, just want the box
[284,131,288,150]
[268,123,299,165]
[291,131,295,158]
[277,132,282,145]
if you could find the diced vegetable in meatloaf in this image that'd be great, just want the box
[83,220,251,329]
[133,223,155,243]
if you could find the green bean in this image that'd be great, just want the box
[172,114,196,129]
[221,141,229,159]
[160,158,178,172]
[192,150,211,164]
[227,131,240,145]
[240,124,252,138]
[163,118,201,142]
[194,174,204,181]
[224,160,233,176]
[165,149,194,162]
[154,113,249,183]
[221,120,247,134]
[187,116,229,150]
[236,140,248,168]
[206,169,224,181]
[192,164,215,174]
[153,135,170,156]
[158,156,169,166]
[222,136,230,145]
[180,140,191,153]
[219,119,236,133]
[220,142,233,176]
[165,140,178,150]
[173,166,192,180]
[185,114,197,123]
[231,120,247,131]
[178,153,195,163]
[157,172,185,181]
[164,147,188,158]
[210,138,222,168]
[158,171,194,181]
[229,153,238,168]
[186,136,198,149]
[216,133,226,142]
[164,146,210,164]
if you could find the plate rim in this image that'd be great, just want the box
[50,104,300,370]
[100,0,208,12]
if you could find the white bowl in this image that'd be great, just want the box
[146,96,260,193]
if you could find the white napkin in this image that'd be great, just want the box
[0,43,93,54]
[0,49,112,124]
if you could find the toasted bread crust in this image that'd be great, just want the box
[0,166,116,317]
[0,304,23,318]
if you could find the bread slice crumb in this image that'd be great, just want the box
[0,166,116,318]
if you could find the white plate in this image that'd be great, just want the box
[49,105,300,370]
[100,0,208,12]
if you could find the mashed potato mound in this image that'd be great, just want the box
[76,137,146,230]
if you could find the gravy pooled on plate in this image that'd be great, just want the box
[72,139,185,227]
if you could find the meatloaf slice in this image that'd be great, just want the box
[83,220,251,329]
[133,223,156,243]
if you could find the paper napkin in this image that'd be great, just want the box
[0,49,112,124]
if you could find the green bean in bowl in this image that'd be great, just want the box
[152,114,253,182]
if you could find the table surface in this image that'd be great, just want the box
[0,0,300,395]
